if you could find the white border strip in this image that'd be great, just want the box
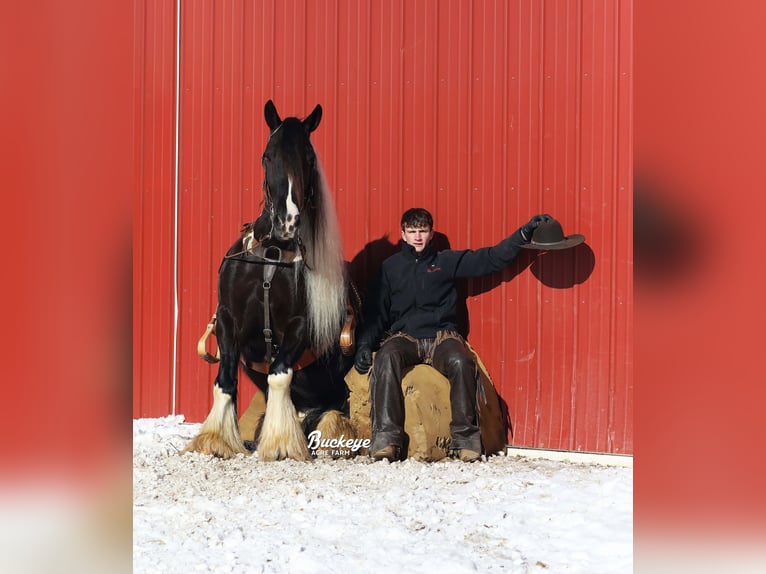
[506,446,633,467]
[171,0,181,416]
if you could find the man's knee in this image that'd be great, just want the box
[373,337,412,369]
[448,351,475,371]
[438,346,476,379]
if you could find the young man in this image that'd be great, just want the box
[354,208,551,462]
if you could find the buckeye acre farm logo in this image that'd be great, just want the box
[307,430,371,458]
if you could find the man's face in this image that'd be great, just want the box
[401,226,434,253]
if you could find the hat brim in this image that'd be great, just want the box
[521,234,586,250]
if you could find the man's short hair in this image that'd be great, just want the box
[400,208,433,230]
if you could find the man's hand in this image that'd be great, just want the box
[520,214,553,242]
[354,345,373,374]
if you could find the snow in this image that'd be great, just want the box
[133,416,632,573]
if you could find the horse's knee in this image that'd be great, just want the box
[214,354,240,394]
[268,358,292,377]
[267,368,293,391]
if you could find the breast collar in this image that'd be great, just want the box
[224,228,303,267]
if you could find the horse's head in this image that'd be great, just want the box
[261,100,322,241]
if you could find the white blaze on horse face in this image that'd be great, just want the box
[284,176,300,236]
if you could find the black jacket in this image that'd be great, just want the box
[359,229,528,345]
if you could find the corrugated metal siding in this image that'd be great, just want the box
[134,0,633,454]
[133,0,178,417]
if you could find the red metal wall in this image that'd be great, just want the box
[133,0,178,419]
[134,0,633,454]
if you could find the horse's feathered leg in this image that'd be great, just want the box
[182,309,249,459]
[257,317,312,461]
[257,367,311,461]
[313,410,360,459]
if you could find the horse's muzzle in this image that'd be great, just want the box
[274,217,300,239]
[274,226,297,240]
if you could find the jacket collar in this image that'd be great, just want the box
[400,240,434,261]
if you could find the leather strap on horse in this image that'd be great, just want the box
[223,224,299,265]
[339,304,356,356]
[197,239,340,372]
[260,245,282,364]
[339,280,362,356]
[196,310,319,374]
[242,348,317,375]
[197,314,221,363]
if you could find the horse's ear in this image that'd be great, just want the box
[303,104,322,133]
[265,100,281,131]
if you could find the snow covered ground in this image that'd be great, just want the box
[133,416,632,573]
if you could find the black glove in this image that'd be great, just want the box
[354,345,373,375]
[519,214,553,242]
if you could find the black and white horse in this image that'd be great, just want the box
[184,100,356,461]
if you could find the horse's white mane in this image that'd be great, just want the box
[302,156,346,356]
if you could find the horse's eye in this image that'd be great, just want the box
[261,154,270,165]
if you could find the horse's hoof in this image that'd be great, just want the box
[257,436,311,462]
[182,431,249,459]
[257,445,311,462]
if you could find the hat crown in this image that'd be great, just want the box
[531,219,566,245]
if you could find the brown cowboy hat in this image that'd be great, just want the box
[522,218,585,250]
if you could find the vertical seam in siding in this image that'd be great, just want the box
[367,1,372,237]
[570,0,583,450]
[303,0,308,109]
[172,0,181,416]
[332,0,339,213]
[533,0,546,447]
[500,0,509,408]
[466,2,473,241]
[398,0,404,209]
[607,0,620,453]
[239,1,245,227]
[432,0,439,213]
[622,0,634,452]
[368,0,376,242]
[134,0,146,414]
